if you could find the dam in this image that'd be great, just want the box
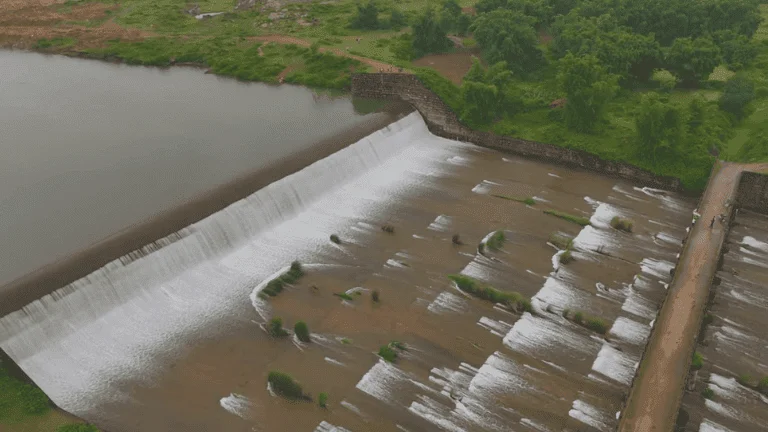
[1,54,699,432]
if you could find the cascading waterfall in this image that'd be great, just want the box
[0,112,472,421]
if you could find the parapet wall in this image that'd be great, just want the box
[736,171,768,213]
[351,73,684,191]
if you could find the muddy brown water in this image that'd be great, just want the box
[679,209,768,432]
[0,111,698,432]
[0,49,393,290]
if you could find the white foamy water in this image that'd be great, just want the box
[478,316,513,337]
[427,291,469,314]
[219,393,253,419]
[471,180,501,194]
[503,312,600,358]
[591,343,636,385]
[315,421,352,432]
[609,317,650,345]
[569,399,610,431]
[0,113,472,419]
[699,419,736,432]
[428,214,452,232]
[742,236,768,253]
[356,359,412,405]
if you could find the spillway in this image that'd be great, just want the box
[0,113,695,431]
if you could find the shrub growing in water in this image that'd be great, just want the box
[486,230,505,251]
[268,371,308,400]
[543,210,590,226]
[447,274,531,312]
[268,317,289,338]
[560,249,575,264]
[573,311,584,324]
[294,321,311,343]
[372,290,380,303]
[381,224,395,233]
[758,376,768,395]
[549,233,572,250]
[585,317,608,334]
[334,292,355,301]
[610,217,634,233]
[691,352,704,371]
[378,345,398,363]
[491,194,536,205]
[737,374,752,386]
[702,388,714,399]
[318,392,328,408]
[330,234,342,244]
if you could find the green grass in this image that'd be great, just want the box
[559,248,574,264]
[491,194,536,205]
[34,38,76,50]
[447,275,532,312]
[568,311,609,334]
[543,210,591,227]
[378,345,398,363]
[318,392,328,408]
[485,230,505,251]
[0,360,51,423]
[610,216,634,232]
[340,338,352,345]
[691,352,704,371]
[702,388,715,399]
[334,292,355,301]
[57,425,100,432]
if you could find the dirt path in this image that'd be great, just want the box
[252,35,408,73]
[619,161,768,432]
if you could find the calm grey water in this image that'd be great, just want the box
[0,50,381,286]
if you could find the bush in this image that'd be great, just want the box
[447,275,531,312]
[262,261,305,298]
[610,216,634,232]
[389,341,407,351]
[560,249,574,265]
[758,376,768,395]
[562,308,570,318]
[703,314,714,327]
[737,374,752,386]
[378,345,398,362]
[573,311,584,324]
[268,371,308,400]
[491,194,535,205]
[294,321,311,343]
[549,233,573,250]
[691,352,704,371]
[372,290,380,303]
[452,234,463,245]
[340,338,352,345]
[585,317,609,334]
[268,317,289,338]
[318,392,328,408]
[381,224,395,233]
[702,388,714,399]
[544,210,590,226]
[486,230,505,250]
[720,75,755,120]
[330,234,341,244]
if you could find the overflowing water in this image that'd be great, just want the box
[0,113,694,431]
[680,210,768,432]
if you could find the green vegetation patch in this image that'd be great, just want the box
[261,261,305,298]
[0,360,51,422]
[268,317,289,338]
[549,233,573,250]
[318,392,328,408]
[543,210,591,227]
[702,388,715,399]
[294,321,311,343]
[567,310,610,334]
[485,230,505,251]
[57,425,100,432]
[334,292,355,301]
[448,274,532,312]
[491,194,536,205]
[378,341,407,363]
[35,38,76,50]
[610,216,634,233]
[267,371,309,400]
[691,352,704,371]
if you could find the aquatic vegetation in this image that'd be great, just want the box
[758,376,768,395]
[268,371,310,400]
[294,321,311,343]
[57,425,100,432]
[372,290,380,303]
[611,216,634,232]
[334,292,355,301]
[585,317,609,334]
[485,230,506,251]
[262,261,306,297]
[389,341,407,351]
[447,275,532,312]
[491,194,536,205]
[378,345,398,363]
[560,249,575,264]
[702,388,714,399]
[549,233,573,250]
[691,352,704,371]
[268,317,289,338]
[340,338,352,345]
[452,234,463,245]
[381,224,395,233]
[702,313,714,327]
[737,374,752,386]
[573,311,584,324]
[318,392,328,408]
[543,210,591,226]
[562,308,571,318]
[330,234,342,244]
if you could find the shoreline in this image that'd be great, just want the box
[0,101,411,318]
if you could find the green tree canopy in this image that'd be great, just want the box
[719,75,756,119]
[664,37,721,86]
[635,93,686,163]
[471,9,545,74]
[714,30,758,70]
[551,14,660,83]
[557,53,619,132]
[350,1,380,30]
[412,8,453,57]
[475,0,553,27]
[461,80,499,127]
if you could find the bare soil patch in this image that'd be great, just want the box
[413,51,478,84]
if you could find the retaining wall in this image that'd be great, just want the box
[736,171,768,213]
[351,73,684,191]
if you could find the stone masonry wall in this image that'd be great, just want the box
[352,73,684,191]
[736,171,768,214]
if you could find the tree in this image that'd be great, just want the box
[664,37,721,86]
[412,8,453,57]
[350,1,379,30]
[714,30,757,70]
[635,93,686,163]
[471,9,544,74]
[268,317,289,337]
[720,75,755,120]
[557,53,618,132]
[461,81,499,127]
[389,8,408,30]
[551,14,660,84]
[294,321,311,343]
